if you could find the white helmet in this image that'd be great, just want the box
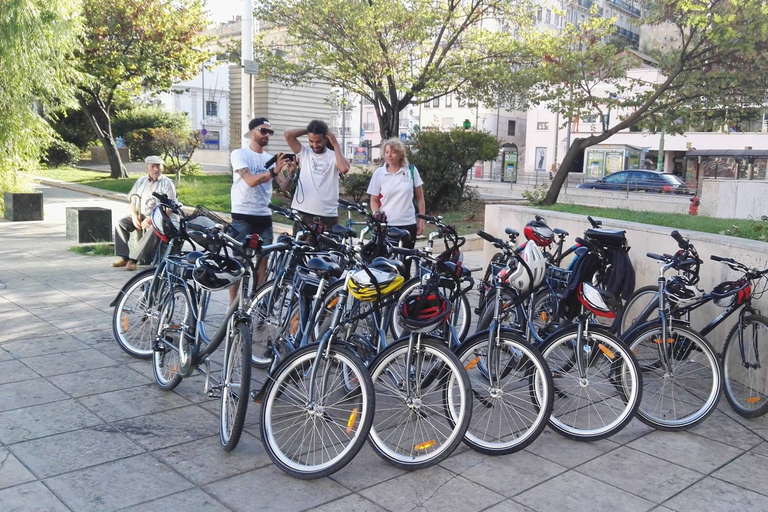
[507,242,546,291]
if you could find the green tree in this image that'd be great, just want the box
[408,128,499,209]
[77,0,211,178]
[253,0,538,139]
[535,0,768,205]
[0,0,80,200]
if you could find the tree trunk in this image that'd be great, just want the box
[78,97,127,179]
[542,138,586,205]
[377,108,399,140]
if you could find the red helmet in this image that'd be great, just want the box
[524,219,554,247]
[397,293,451,333]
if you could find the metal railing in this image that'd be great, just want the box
[362,122,377,132]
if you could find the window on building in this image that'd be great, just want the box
[536,122,549,130]
[458,96,466,107]
[445,93,452,107]
[432,97,440,108]
[582,114,599,124]
[537,7,542,20]
[205,101,218,117]
[545,9,551,24]
[507,120,516,136]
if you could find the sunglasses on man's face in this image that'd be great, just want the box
[258,128,275,136]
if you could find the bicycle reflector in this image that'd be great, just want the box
[244,234,262,250]
[577,282,619,318]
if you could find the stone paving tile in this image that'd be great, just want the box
[0,399,103,445]
[46,453,194,512]
[117,489,232,512]
[205,466,350,512]
[482,500,537,512]
[78,383,192,422]
[711,451,768,497]
[577,446,704,503]
[11,425,144,478]
[663,476,768,511]
[0,347,11,361]
[628,430,744,473]
[0,332,89,358]
[0,296,23,314]
[154,433,272,485]
[169,375,219,405]
[360,466,505,512]
[600,418,655,445]
[0,481,70,512]
[48,364,150,398]
[0,360,39,385]
[329,443,408,492]
[0,448,36,490]
[0,378,68,413]
[1,288,76,310]
[20,347,118,377]
[689,410,766,450]
[516,471,654,512]
[72,328,119,346]
[439,448,566,498]
[754,441,768,457]
[0,311,60,342]
[312,493,387,512]
[524,428,619,469]
[114,405,219,451]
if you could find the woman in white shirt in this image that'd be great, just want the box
[366,138,426,274]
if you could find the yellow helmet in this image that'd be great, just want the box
[348,267,404,302]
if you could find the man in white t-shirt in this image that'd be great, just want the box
[284,120,350,232]
[230,116,295,296]
[111,155,177,271]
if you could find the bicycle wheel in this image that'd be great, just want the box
[723,315,768,418]
[314,281,377,347]
[220,322,252,451]
[455,330,553,454]
[152,285,193,390]
[475,288,524,334]
[247,279,296,368]
[112,268,165,359]
[540,324,641,441]
[368,336,471,469]
[626,321,721,430]
[391,278,472,342]
[615,285,659,336]
[260,344,374,479]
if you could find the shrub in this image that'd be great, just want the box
[123,128,158,161]
[342,170,373,203]
[522,183,548,206]
[43,139,80,167]
[47,108,98,150]
[112,105,189,138]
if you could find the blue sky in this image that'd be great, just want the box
[206,0,247,24]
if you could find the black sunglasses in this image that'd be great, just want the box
[259,128,275,136]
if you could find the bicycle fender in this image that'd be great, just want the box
[109,267,157,307]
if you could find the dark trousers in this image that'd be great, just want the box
[292,211,339,237]
[114,215,160,264]
[392,223,417,278]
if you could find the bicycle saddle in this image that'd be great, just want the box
[305,257,343,279]
[331,224,358,239]
[387,227,411,240]
[371,256,404,276]
[185,251,204,264]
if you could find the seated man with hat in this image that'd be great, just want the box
[111,155,177,271]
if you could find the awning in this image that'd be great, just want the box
[686,149,768,158]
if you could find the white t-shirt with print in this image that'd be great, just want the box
[230,147,273,216]
[366,164,423,226]
[291,145,340,217]
[128,175,177,217]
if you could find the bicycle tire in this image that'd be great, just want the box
[723,315,768,418]
[260,344,374,479]
[475,288,524,334]
[220,322,252,450]
[112,268,164,359]
[626,321,721,430]
[314,280,378,350]
[390,278,472,342]
[455,330,553,454]
[615,285,659,337]
[247,279,296,368]
[368,336,471,469]
[152,284,193,391]
[539,324,642,441]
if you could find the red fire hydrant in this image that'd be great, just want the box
[689,195,700,216]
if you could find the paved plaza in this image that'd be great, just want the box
[1,185,768,511]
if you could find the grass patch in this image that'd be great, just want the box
[541,204,768,242]
[69,243,115,256]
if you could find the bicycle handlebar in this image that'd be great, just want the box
[587,216,602,228]
[671,230,689,249]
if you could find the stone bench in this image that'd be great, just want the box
[66,207,112,243]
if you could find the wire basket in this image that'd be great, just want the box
[188,205,232,232]
[546,265,571,294]
[165,254,195,281]
[294,266,321,297]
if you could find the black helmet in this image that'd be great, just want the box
[397,292,451,333]
[524,219,554,247]
[665,275,703,307]
[192,254,244,291]
[711,279,751,308]
[186,216,217,248]
[150,205,180,243]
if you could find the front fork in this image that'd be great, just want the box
[737,307,761,369]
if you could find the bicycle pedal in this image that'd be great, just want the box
[207,386,222,399]
[251,386,266,404]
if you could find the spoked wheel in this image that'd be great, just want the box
[248,279,295,368]
[615,285,660,336]
[112,269,164,358]
[220,322,253,451]
[260,345,374,479]
[368,336,471,469]
[455,331,553,454]
[540,325,642,441]
[152,285,193,391]
[625,321,721,430]
[391,279,472,342]
[722,315,768,418]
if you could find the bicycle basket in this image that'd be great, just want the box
[294,266,322,297]
[186,206,233,248]
[712,278,751,308]
[546,265,570,295]
[165,255,195,281]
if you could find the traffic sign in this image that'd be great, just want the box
[201,128,208,136]
[400,133,407,141]
[244,60,259,75]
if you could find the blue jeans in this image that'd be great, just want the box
[232,218,274,245]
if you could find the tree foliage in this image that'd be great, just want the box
[534,0,768,205]
[112,105,190,138]
[77,0,211,178]
[408,128,499,209]
[253,0,539,139]
[0,0,80,201]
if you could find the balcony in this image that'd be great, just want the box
[572,0,603,16]
[362,122,377,132]
[607,0,641,17]
[330,126,352,137]
[614,25,641,45]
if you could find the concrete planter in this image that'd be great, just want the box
[3,192,43,221]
